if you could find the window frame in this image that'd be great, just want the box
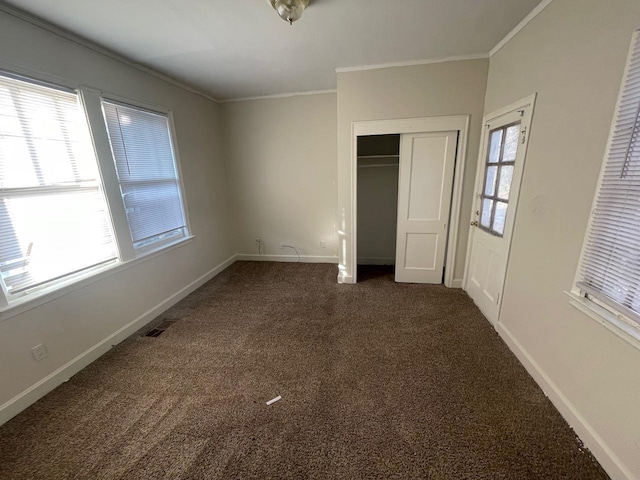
[478,121,521,237]
[569,30,640,349]
[99,95,192,257]
[0,67,194,319]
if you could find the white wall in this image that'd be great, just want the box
[221,94,338,261]
[485,1,640,477]
[0,10,234,422]
[337,59,489,283]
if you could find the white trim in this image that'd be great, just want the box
[490,0,555,57]
[350,116,470,287]
[566,291,640,352]
[338,272,354,284]
[0,254,237,427]
[220,89,337,103]
[495,321,633,480]
[0,3,220,104]
[451,278,463,289]
[235,254,339,264]
[335,53,489,74]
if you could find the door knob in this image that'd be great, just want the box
[470,221,479,227]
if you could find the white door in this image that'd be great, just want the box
[395,131,458,283]
[465,97,535,323]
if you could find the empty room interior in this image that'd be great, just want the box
[1,0,640,478]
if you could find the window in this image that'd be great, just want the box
[0,70,191,312]
[575,30,640,328]
[479,122,521,236]
[102,100,187,252]
[0,73,117,301]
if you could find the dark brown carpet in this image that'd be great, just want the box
[0,262,608,479]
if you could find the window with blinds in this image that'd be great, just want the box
[577,30,640,325]
[0,73,117,297]
[101,100,187,252]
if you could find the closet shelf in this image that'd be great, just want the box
[357,154,400,159]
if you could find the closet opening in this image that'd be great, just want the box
[356,134,400,282]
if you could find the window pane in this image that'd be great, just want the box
[1,190,117,294]
[0,73,117,298]
[481,199,493,228]
[102,101,187,251]
[494,201,508,236]
[484,166,498,196]
[488,129,503,163]
[498,165,514,200]
[503,125,521,162]
[0,83,99,188]
[121,181,186,246]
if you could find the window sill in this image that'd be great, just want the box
[566,291,640,352]
[0,235,195,322]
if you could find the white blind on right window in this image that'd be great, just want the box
[102,100,187,251]
[578,30,640,322]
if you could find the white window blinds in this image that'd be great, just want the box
[102,101,187,251]
[578,30,640,324]
[0,73,117,296]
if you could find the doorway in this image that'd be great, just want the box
[349,116,471,286]
[464,94,536,324]
[357,134,400,281]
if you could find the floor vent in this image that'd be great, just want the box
[145,328,164,337]
[144,319,177,338]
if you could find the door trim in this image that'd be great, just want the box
[350,115,470,286]
[462,94,537,322]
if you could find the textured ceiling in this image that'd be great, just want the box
[3,0,542,100]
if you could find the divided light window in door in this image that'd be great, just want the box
[479,123,521,236]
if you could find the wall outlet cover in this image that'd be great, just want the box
[31,343,47,362]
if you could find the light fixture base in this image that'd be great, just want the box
[268,0,310,24]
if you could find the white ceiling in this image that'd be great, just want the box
[3,0,542,101]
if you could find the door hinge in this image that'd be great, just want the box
[521,126,528,145]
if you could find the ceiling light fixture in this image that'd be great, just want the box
[268,0,310,25]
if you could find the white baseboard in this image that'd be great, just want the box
[495,322,632,480]
[357,257,395,266]
[0,254,237,427]
[235,254,338,264]
[451,278,463,289]
[338,272,354,284]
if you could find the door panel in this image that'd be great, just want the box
[395,131,457,284]
[465,98,535,323]
[405,233,438,269]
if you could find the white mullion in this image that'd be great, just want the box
[78,88,136,262]
[0,277,9,308]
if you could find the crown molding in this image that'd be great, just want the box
[0,2,220,103]
[220,89,337,103]
[334,53,489,74]
[490,0,555,57]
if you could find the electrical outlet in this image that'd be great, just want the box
[320,240,326,249]
[31,343,47,362]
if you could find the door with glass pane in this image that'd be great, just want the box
[465,98,535,324]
